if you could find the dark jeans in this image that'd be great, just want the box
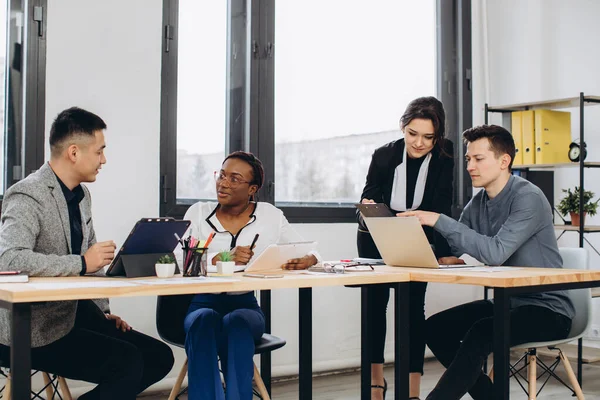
[425,300,572,400]
[1,300,174,400]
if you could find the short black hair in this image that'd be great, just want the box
[462,124,516,169]
[49,107,107,157]
[223,151,265,190]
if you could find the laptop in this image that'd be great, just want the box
[362,216,475,269]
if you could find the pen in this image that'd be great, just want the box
[250,233,260,250]
[204,232,216,249]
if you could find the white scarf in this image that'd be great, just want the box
[390,146,432,211]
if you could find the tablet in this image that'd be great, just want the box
[244,241,318,272]
[355,203,395,218]
[106,218,191,277]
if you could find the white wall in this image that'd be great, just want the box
[472,0,600,342]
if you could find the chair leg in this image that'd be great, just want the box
[559,350,585,400]
[58,376,73,400]
[253,362,270,400]
[169,358,188,400]
[4,373,11,399]
[528,354,537,400]
[42,372,54,399]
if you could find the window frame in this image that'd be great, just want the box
[159,0,472,223]
[1,0,47,204]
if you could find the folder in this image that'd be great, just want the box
[522,110,535,165]
[511,111,524,166]
[534,109,571,164]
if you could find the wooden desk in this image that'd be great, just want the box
[0,270,411,400]
[397,266,600,400]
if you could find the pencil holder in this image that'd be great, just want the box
[183,247,209,277]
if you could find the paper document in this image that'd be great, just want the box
[134,277,238,285]
[28,281,140,290]
[439,267,523,273]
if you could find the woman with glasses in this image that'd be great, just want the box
[182,151,319,400]
[357,97,454,400]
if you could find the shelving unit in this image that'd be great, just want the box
[484,92,600,387]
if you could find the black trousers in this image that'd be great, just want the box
[1,300,174,400]
[357,229,428,373]
[425,300,571,400]
[367,282,428,373]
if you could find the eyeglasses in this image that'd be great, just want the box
[214,171,253,187]
[308,262,375,274]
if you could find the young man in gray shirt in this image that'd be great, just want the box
[399,125,574,400]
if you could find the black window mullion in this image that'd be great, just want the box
[23,0,46,177]
[159,0,178,217]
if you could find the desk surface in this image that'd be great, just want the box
[376,265,600,288]
[0,270,410,303]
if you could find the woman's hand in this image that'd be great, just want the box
[230,245,254,265]
[437,256,465,265]
[282,254,318,270]
[361,198,375,204]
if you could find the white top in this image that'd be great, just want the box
[390,146,432,211]
[181,201,318,270]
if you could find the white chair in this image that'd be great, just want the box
[490,247,590,399]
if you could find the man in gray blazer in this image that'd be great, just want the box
[0,107,173,399]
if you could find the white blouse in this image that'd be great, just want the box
[181,201,316,269]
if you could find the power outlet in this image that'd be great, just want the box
[588,325,600,340]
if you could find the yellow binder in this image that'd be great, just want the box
[534,109,571,164]
[511,111,524,166]
[522,110,535,165]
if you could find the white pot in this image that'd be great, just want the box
[155,263,176,278]
[216,261,235,275]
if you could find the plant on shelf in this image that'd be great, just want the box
[157,254,176,264]
[557,186,599,226]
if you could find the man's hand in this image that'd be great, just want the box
[438,256,466,265]
[230,246,254,265]
[282,254,318,270]
[105,313,131,332]
[396,210,440,227]
[84,241,117,273]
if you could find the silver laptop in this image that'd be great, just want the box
[363,216,473,269]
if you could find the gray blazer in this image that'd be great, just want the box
[0,163,108,347]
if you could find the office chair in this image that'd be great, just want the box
[489,247,589,400]
[156,294,285,400]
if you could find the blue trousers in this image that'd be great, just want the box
[184,292,265,400]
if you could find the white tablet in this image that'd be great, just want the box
[244,241,318,272]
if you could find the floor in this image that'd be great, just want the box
[143,354,600,399]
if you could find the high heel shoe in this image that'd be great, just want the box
[371,378,387,399]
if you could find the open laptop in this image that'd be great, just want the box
[363,216,476,269]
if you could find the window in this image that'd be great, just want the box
[274,1,436,207]
[160,0,471,222]
[175,0,227,203]
[0,0,7,193]
[1,0,46,198]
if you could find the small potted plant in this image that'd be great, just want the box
[155,254,176,278]
[557,186,599,226]
[216,250,235,275]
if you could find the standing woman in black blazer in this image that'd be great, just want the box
[357,96,454,400]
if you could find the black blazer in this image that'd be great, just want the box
[357,138,454,259]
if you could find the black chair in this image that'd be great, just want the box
[156,294,285,400]
[0,346,72,400]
